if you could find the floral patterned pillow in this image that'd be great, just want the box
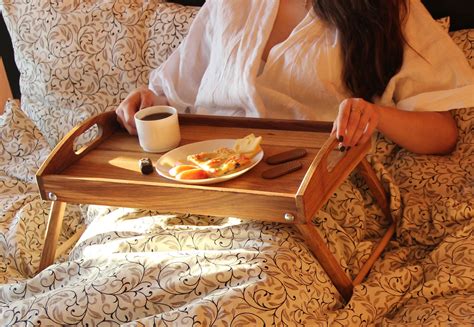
[450,29,474,68]
[1,0,199,147]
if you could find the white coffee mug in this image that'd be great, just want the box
[134,105,181,153]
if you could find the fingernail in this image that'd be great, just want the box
[337,135,344,142]
[339,145,346,152]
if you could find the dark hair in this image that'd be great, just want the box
[311,0,408,100]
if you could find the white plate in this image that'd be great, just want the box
[156,139,264,185]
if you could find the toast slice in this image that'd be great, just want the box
[186,134,262,177]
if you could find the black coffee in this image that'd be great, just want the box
[141,112,172,121]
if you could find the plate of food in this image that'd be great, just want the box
[156,134,263,185]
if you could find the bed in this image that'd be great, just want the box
[0,0,473,325]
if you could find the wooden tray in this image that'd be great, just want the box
[36,110,394,302]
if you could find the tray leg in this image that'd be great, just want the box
[38,201,67,272]
[295,223,353,302]
[352,158,395,285]
[357,158,392,220]
[55,225,86,259]
[353,222,395,285]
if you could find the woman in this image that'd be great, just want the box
[116,0,474,154]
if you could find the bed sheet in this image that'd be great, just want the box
[0,98,472,325]
[1,1,473,323]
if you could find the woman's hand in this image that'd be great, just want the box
[332,98,380,150]
[333,98,458,154]
[115,87,167,135]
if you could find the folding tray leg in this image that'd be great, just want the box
[38,201,67,272]
[352,158,395,285]
[295,223,354,302]
[356,158,391,219]
[297,155,395,303]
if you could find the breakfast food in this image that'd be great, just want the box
[187,150,251,177]
[232,133,262,158]
[169,134,262,180]
[169,164,199,177]
[175,168,209,180]
[265,148,307,165]
[261,161,303,179]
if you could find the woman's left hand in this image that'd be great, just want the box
[332,98,380,150]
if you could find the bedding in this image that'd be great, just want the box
[1,1,473,325]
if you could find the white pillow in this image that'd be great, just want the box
[1,1,199,147]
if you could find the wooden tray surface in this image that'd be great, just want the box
[65,126,329,193]
[35,112,392,304]
[36,112,369,223]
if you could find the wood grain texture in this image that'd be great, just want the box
[357,158,392,221]
[40,175,301,223]
[39,201,67,271]
[353,223,396,286]
[36,111,394,302]
[55,225,86,261]
[36,110,120,199]
[296,135,372,224]
[178,114,333,132]
[37,112,331,214]
[352,158,395,285]
[296,223,353,302]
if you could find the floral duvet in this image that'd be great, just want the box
[0,1,473,325]
[0,99,472,325]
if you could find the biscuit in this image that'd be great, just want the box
[265,148,307,165]
[261,161,303,179]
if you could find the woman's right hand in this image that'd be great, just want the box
[115,87,167,135]
[332,98,380,150]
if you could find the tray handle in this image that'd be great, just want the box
[296,133,372,222]
[36,110,120,177]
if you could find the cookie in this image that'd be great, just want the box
[261,161,303,179]
[265,148,307,165]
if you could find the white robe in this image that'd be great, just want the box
[149,0,474,121]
